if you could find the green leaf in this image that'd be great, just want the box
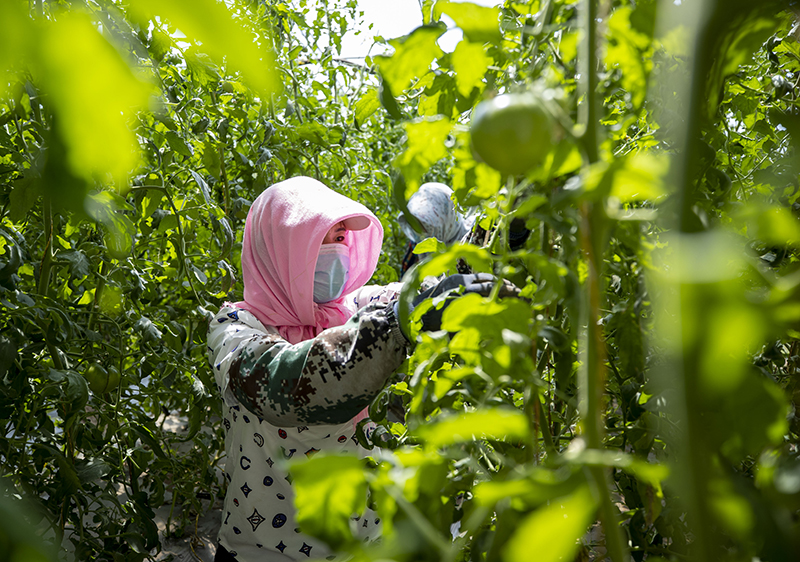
[422,0,437,24]
[189,170,211,206]
[34,443,81,496]
[562,448,669,489]
[707,475,754,536]
[0,3,35,85]
[130,0,279,95]
[706,15,777,116]
[708,371,790,460]
[190,264,208,285]
[416,243,493,277]
[9,177,41,222]
[61,250,90,279]
[442,293,531,335]
[434,1,502,45]
[355,88,381,124]
[413,237,446,254]
[296,122,329,147]
[419,73,457,119]
[75,458,113,483]
[502,484,598,562]
[374,25,445,95]
[50,369,89,412]
[510,194,547,219]
[510,1,541,16]
[519,253,569,308]
[85,191,137,257]
[184,48,222,85]
[530,137,582,183]
[379,78,403,120]
[166,131,193,157]
[0,493,58,562]
[451,40,491,97]
[733,201,800,246]
[25,13,153,189]
[148,27,173,63]
[413,408,530,448]
[129,423,168,460]
[583,152,669,202]
[605,6,653,108]
[393,117,452,192]
[0,333,18,379]
[134,316,163,345]
[474,467,586,508]
[202,139,221,177]
[142,189,165,218]
[291,454,367,549]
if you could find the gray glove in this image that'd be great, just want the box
[411,273,520,332]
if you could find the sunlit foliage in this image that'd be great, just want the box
[1,1,800,561]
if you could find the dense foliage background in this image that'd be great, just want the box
[2,0,800,561]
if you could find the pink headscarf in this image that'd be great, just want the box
[236,176,383,344]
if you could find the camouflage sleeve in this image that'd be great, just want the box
[226,301,408,427]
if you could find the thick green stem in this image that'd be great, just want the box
[576,1,629,560]
[652,1,718,560]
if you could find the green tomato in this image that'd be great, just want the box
[470,93,556,176]
[84,363,121,394]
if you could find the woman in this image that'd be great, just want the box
[208,176,408,561]
[208,176,501,561]
[397,182,471,275]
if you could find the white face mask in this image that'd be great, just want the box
[313,244,350,303]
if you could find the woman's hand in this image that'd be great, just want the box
[412,273,521,332]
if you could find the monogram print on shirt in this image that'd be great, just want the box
[247,509,266,532]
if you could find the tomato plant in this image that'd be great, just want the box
[1,0,800,561]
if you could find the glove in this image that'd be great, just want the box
[412,273,520,332]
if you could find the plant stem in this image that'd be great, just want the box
[163,184,202,304]
[388,486,454,560]
[217,143,231,215]
[37,199,54,297]
[652,1,718,560]
[577,0,629,560]
[88,259,109,333]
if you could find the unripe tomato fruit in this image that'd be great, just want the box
[470,93,556,176]
[84,363,121,394]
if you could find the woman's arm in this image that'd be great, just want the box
[346,281,403,311]
[208,302,407,427]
